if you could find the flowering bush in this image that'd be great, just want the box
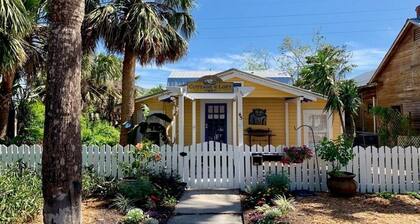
[281,145,313,164]
[121,140,162,178]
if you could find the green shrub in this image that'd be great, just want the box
[11,101,45,145]
[376,192,395,200]
[81,116,120,145]
[272,195,295,214]
[10,101,119,145]
[82,166,117,198]
[266,173,289,194]
[122,208,147,224]
[161,195,177,208]
[0,163,42,223]
[111,194,135,213]
[249,196,295,224]
[244,182,269,208]
[407,192,420,200]
[118,177,154,201]
[318,135,354,175]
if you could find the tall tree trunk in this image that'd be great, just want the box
[0,71,15,140]
[42,0,84,223]
[119,47,136,145]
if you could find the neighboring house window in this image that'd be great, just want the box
[391,105,402,113]
[303,110,328,146]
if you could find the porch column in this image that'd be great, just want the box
[237,91,244,146]
[296,97,302,146]
[233,99,237,146]
[171,103,176,143]
[372,96,376,134]
[285,102,289,146]
[178,94,184,148]
[192,100,196,145]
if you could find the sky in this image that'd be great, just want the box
[99,0,420,89]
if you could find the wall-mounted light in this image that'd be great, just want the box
[122,121,132,129]
[239,113,243,120]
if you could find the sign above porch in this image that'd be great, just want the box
[187,75,234,93]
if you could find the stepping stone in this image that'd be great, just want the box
[174,190,242,214]
[169,190,243,224]
[168,214,243,224]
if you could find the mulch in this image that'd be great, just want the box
[244,193,420,224]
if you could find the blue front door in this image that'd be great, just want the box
[205,103,227,143]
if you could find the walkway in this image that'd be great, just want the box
[168,190,243,224]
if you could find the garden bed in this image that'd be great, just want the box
[244,193,420,224]
[32,199,123,224]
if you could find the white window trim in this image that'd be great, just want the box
[303,109,330,146]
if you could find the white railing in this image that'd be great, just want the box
[0,143,419,193]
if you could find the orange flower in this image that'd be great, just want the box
[154,153,161,161]
[135,143,143,150]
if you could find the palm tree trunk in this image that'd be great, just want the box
[42,0,84,223]
[337,109,347,137]
[119,47,136,145]
[0,71,15,140]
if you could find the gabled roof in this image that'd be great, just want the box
[369,18,420,83]
[168,70,293,86]
[134,68,325,102]
[352,71,375,87]
[169,70,290,78]
[214,68,325,101]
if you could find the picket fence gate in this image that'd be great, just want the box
[0,143,419,193]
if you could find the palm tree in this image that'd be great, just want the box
[41,0,85,222]
[86,0,195,145]
[338,80,361,137]
[0,0,33,140]
[82,53,122,123]
[299,45,355,135]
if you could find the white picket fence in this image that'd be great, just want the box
[0,143,419,193]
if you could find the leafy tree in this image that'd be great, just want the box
[242,49,273,70]
[299,45,357,137]
[145,85,165,96]
[277,33,325,81]
[86,0,196,145]
[240,33,325,82]
[82,53,122,124]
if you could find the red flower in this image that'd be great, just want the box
[150,195,160,203]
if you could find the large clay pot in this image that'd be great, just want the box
[327,171,358,196]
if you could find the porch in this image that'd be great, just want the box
[167,88,334,148]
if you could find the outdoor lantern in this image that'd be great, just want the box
[122,121,132,129]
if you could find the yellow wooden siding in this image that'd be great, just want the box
[225,77,295,98]
[133,91,342,146]
[242,98,286,145]
[287,99,342,145]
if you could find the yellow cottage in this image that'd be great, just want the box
[133,69,342,147]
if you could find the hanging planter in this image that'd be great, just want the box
[280,145,313,164]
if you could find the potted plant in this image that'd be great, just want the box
[318,135,357,196]
[281,145,313,164]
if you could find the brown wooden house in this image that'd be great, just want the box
[356,6,420,133]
